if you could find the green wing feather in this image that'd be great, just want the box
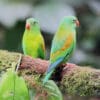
[50,27,76,63]
[38,36,45,59]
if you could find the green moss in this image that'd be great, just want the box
[0,50,21,71]
[61,67,100,96]
[0,50,100,97]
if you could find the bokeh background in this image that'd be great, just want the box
[0,0,100,68]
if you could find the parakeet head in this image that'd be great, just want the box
[25,18,39,30]
[61,16,80,28]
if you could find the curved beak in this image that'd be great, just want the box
[75,20,80,27]
[26,23,30,30]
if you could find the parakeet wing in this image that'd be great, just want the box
[43,33,75,84]
[50,32,75,63]
[47,43,74,73]
[38,38,45,59]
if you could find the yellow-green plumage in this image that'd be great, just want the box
[22,18,45,59]
[43,16,79,84]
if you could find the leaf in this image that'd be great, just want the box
[14,74,30,100]
[0,67,30,100]
[0,69,15,100]
[44,80,63,100]
[28,80,63,100]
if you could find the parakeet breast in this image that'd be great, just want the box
[22,31,45,58]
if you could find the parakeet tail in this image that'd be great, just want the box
[43,70,54,84]
[43,57,64,84]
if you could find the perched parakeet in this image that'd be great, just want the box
[22,18,45,59]
[43,16,79,84]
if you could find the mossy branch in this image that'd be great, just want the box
[0,50,100,96]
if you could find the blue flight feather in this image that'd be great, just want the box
[43,57,64,84]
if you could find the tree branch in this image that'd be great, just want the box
[0,50,100,96]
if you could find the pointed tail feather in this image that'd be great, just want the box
[43,57,64,84]
[43,70,54,84]
[47,57,64,74]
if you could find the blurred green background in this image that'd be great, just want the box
[0,0,100,68]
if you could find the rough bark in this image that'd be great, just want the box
[0,50,100,96]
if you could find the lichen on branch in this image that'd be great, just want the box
[0,50,100,96]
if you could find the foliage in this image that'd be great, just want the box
[0,63,30,100]
[43,80,63,100]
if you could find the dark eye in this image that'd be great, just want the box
[31,21,37,25]
[34,21,38,24]
[72,19,76,23]
[34,21,37,24]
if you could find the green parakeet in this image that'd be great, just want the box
[22,18,45,59]
[43,16,79,84]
